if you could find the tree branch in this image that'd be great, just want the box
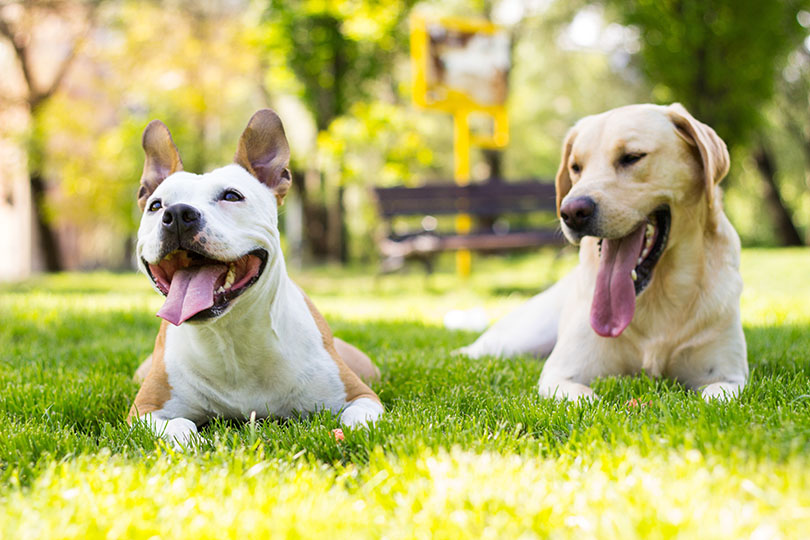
[0,2,99,111]
[34,5,98,110]
[0,14,38,100]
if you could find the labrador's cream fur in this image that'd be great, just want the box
[461,103,748,401]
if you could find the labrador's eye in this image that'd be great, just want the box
[148,199,162,212]
[570,163,581,173]
[619,153,646,166]
[221,189,244,202]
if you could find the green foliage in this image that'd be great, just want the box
[31,1,269,264]
[39,100,144,235]
[260,0,416,130]
[605,0,810,146]
[318,101,438,187]
[1,248,810,537]
[504,2,648,179]
[767,45,810,242]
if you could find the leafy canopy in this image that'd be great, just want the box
[261,0,415,130]
[607,0,810,146]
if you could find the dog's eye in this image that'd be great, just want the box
[570,163,581,173]
[221,189,244,202]
[148,199,162,212]
[619,153,646,166]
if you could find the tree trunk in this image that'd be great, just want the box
[477,149,504,231]
[29,173,63,271]
[482,149,503,181]
[753,143,804,246]
[337,186,347,262]
[299,169,331,259]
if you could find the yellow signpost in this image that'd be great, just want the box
[410,15,510,277]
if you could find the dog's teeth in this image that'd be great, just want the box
[216,286,225,294]
[646,223,654,238]
[224,264,236,289]
[164,252,173,261]
[631,269,638,281]
[637,257,643,265]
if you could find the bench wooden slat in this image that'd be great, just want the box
[379,230,565,257]
[439,230,565,251]
[373,179,563,271]
[374,180,556,217]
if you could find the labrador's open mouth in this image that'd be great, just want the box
[143,248,268,325]
[592,205,671,338]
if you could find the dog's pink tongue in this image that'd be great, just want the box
[590,225,646,338]
[157,265,228,326]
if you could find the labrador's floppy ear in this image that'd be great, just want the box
[234,109,292,205]
[667,103,730,211]
[138,120,183,211]
[555,127,578,217]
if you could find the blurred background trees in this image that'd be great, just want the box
[1,0,809,277]
[259,0,417,260]
[0,0,101,271]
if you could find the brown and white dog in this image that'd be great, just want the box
[461,103,748,401]
[128,110,382,447]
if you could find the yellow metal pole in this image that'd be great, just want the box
[453,110,472,278]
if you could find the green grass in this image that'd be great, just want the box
[1,248,810,538]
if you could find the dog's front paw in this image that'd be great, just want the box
[340,397,383,428]
[452,345,475,358]
[701,381,743,401]
[538,380,598,402]
[161,417,198,449]
[454,342,497,359]
[136,415,198,450]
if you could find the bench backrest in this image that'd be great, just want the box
[374,180,557,218]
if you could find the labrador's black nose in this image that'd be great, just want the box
[162,203,203,238]
[560,196,596,232]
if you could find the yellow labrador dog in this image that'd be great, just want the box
[461,103,748,401]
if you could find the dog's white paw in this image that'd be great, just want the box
[454,342,497,359]
[162,418,198,449]
[340,397,383,428]
[538,380,598,402]
[452,345,475,358]
[137,415,198,450]
[701,382,743,401]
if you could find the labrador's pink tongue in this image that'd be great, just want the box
[157,265,228,326]
[590,225,646,338]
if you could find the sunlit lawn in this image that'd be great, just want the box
[1,248,810,538]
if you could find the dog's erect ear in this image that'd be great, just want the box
[138,120,184,212]
[555,127,577,217]
[667,103,730,210]
[234,109,292,205]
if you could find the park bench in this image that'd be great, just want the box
[373,179,566,272]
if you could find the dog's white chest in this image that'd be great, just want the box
[161,289,348,421]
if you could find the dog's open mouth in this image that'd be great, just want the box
[143,248,268,326]
[591,205,671,338]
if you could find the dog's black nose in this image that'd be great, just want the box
[560,197,596,232]
[162,203,202,237]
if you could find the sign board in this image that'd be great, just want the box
[411,15,510,147]
[410,15,512,276]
